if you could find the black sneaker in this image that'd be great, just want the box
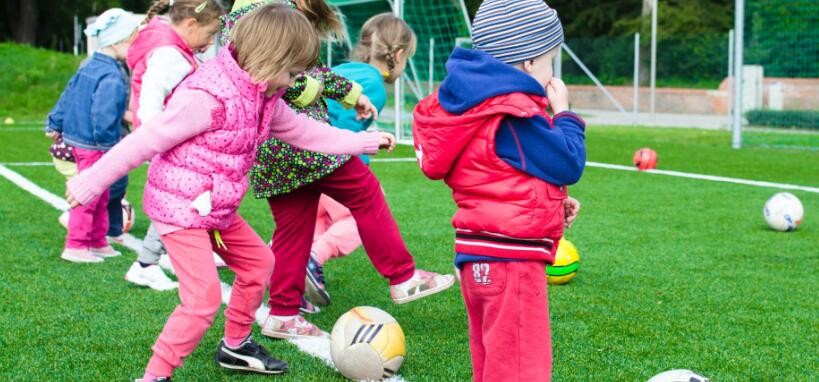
[215,336,288,374]
[304,253,330,307]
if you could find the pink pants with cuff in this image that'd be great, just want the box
[65,148,108,249]
[312,194,361,264]
[460,260,552,382]
[145,214,274,377]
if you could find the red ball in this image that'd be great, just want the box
[633,148,658,171]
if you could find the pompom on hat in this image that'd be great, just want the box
[471,0,564,64]
[85,8,141,48]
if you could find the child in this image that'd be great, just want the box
[305,13,417,306]
[124,0,225,291]
[66,5,394,380]
[412,1,586,381]
[46,8,140,263]
[223,1,454,339]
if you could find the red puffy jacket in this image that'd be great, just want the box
[413,91,567,263]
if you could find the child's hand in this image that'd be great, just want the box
[546,78,569,114]
[123,110,134,124]
[45,131,60,140]
[563,196,580,228]
[355,94,379,121]
[378,132,396,152]
[65,189,80,209]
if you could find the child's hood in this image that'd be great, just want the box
[127,18,192,70]
[412,47,549,180]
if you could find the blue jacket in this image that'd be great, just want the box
[46,52,129,151]
[438,48,586,186]
[327,62,387,164]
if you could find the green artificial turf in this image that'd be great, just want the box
[0,125,817,381]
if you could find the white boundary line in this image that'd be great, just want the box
[1,162,53,166]
[0,163,407,382]
[370,157,819,194]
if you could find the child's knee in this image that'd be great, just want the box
[187,281,223,318]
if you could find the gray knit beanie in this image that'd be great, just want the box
[472,0,564,64]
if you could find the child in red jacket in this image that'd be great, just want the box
[412,1,585,380]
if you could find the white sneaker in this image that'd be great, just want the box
[158,254,175,274]
[124,262,178,291]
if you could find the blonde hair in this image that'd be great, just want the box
[145,0,225,25]
[231,4,319,83]
[293,0,345,40]
[351,13,416,74]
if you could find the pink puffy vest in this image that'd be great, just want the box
[141,47,281,230]
[126,18,197,129]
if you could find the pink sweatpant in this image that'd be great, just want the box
[146,214,275,377]
[312,194,361,264]
[460,260,552,382]
[66,148,109,249]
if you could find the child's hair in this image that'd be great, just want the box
[351,13,416,73]
[145,0,225,25]
[231,3,319,83]
[293,0,345,41]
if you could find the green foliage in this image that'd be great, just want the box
[745,0,819,78]
[0,43,82,121]
[746,109,819,130]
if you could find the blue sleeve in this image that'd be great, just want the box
[46,79,74,134]
[495,111,586,185]
[90,74,127,141]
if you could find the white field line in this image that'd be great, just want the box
[370,158,819,194]
[0,162,53,166]
[0,163,407,382]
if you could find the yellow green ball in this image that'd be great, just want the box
[547,238,580,285]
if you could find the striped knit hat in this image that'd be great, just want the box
[472,0,564,64]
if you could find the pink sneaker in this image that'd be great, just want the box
[90,245,121,258]
[61,248,104,263]
[261,315,325,339]
[390,269,455,304]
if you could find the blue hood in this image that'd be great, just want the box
[438,48,546,114]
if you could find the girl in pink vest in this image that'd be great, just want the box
[66,5,395,381]
[124,0,224,292]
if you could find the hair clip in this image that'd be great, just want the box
[195,1,208,13]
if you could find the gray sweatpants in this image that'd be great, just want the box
[138,223,165,264]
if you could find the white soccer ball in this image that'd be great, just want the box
[647,369,710,382]
[121,198,136,233]
[330,306,406,381]
[763,192,804,231]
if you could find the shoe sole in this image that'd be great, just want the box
[61,254,103,263]
[92,252,121,258]
[124,274,177,291]
[392,276,456,305]
[217,362,287,374]
[260,327,327,340]
[304,273,330,307]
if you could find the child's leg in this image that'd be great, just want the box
[267,185,321,316]
[139,224,166,264]
[212,215,275,340]
[460,261,552,382]
[145,228,221,377]
[317,158,415,285]
[66,148,107,249]
[311,194,361,265]
[106,175,128,237]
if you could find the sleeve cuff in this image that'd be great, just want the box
[67,173,100,206]
[553,111,586,129]
[360,131,382,155]
[340,82,363,109]
[291,75,321,108]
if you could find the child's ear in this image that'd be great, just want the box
[395,48,405,62]
[182,17,199,30]
[522,59,535,73]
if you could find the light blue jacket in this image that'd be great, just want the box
[327,62,386,164]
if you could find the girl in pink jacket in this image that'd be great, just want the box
[66,5,393,381]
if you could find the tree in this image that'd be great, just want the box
[4,0,39,44]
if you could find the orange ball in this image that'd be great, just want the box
[633,148,658,171]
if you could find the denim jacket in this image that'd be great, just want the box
[46,52,129,151]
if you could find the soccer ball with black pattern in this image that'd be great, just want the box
[647,369,710,382]
[330,306,405,380]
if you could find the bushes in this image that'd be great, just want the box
[745,109,819,129]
